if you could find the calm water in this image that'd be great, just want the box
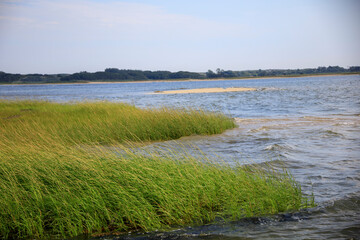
[1,75,359,239]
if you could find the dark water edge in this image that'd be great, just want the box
[1,75,360,239]
[78,193,359,239]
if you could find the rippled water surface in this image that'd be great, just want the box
[1,75,359,239]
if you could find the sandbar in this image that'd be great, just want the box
[150,87,256,94]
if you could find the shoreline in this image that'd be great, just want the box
[88,73,360,84]
[1,73,359,86]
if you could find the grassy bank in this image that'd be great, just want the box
[0,100,235,145]
[0,100,314,239]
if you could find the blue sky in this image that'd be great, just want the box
[0,0,359,74]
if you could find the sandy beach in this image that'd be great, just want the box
[150,87,257,94]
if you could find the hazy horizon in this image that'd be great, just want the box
[1,0,360,74]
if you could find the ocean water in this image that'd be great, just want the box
[1,75,359,239]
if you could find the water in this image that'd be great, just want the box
[1,75,359,239]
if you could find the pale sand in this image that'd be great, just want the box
[150,87,256,94]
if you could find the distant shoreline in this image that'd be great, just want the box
[1,73,359,86]
[86,73,360,85]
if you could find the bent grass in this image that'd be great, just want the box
[0,100,314,239]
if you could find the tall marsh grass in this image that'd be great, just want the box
[0,100,313,239]
[0,100,236,145]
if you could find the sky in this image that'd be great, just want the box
[0,0,359,74]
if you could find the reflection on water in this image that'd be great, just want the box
[1,75,360,239]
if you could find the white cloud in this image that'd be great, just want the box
[0,15,34,24]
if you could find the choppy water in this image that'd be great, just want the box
[1,75,359,239]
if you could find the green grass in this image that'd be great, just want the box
[0,100,236,145]
[0,100,314,239]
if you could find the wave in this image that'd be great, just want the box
[264,143,297,153]
[320,192,360,213]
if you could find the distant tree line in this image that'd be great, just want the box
[1,66,359,84]
[59,69,205,82]
[205,66,360,78]
[0,72,67,84]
